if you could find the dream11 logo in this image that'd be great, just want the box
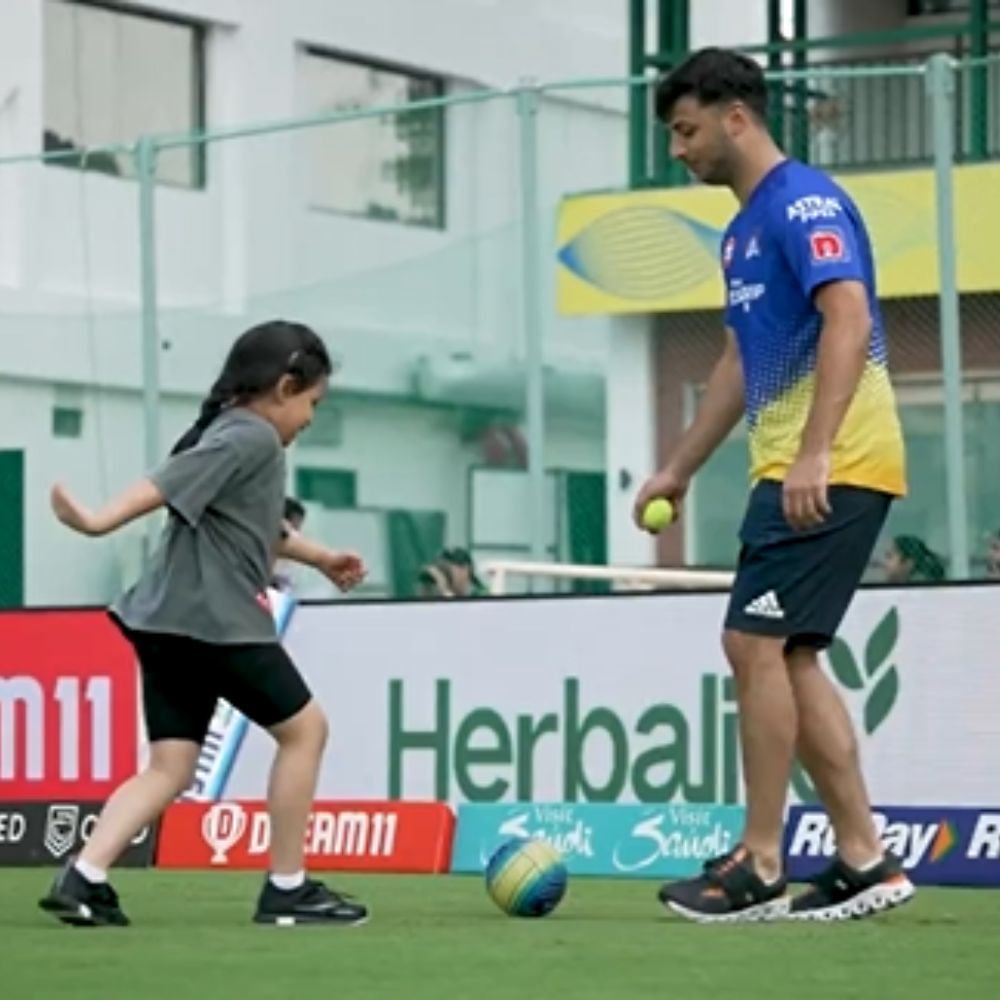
[202,802,248,864]
[0,611,139,799]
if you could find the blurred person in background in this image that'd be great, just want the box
[414,560,455,598]
[986,530,1000,579]
[441,547,488,597]
[272,497,307,592]
[284,496,307,533]
[881,534,946,584]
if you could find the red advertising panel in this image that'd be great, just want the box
[157,800,455,873]
[0,610,138,800]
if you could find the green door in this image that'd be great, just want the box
[0,450,24,607]
[565,471,608,593]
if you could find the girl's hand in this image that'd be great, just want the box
[320,550,367,592]
[51,483,101,536]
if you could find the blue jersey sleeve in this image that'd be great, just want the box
[776,191,866,299]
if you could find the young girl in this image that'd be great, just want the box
[39,320,368,928]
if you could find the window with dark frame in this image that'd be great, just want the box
[43,0,206,188]
[906,0,1000,14]
[298,48,446,229]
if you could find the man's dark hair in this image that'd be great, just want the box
[655,47,768,124]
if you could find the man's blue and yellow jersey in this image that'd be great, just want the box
[721,159,906,497]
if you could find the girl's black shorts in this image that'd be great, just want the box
[110,615,313,743]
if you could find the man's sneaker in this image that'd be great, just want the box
[38,859,130,927]
[253,877,369,927]
[789,852,915,921]
[657,845,789,924]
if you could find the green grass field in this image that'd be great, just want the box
[2,870,997,1000]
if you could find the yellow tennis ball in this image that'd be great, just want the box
[642,498,675,533]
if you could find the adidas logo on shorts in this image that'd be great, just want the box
[744,590,785,620]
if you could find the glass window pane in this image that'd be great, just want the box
[908,0,1000,12]
[690,432,749,569]
[691,390,1000,580]
[298,50,445,228]
[43,0,204,187]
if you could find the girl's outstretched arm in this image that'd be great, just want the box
[277,524,366,592]
[51,480,165,537]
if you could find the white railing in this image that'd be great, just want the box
[482,560,735,595]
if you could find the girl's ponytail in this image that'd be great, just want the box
[170,377,233,455]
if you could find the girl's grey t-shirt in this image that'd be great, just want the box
[113,408,285,644]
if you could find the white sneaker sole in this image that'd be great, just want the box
[255,911,370,928]
[787,877,916,922]
[39,894,128,928]
[666,896,791,924]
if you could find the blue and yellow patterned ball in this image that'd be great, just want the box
[484,837,568,918]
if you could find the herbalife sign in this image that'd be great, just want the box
[386,674,743,803]
[224,586,1000,808]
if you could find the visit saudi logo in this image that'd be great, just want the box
[792,608,901,803]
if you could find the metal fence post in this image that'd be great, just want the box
[136,135,161,567]
[927,54,970,579]
[515,82,548,566]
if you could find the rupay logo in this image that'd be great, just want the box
[787,808,1000,885]
[788,810,953,870]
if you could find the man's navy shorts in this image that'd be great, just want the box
[724,479,893,650]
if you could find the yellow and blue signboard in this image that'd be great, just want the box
[557,164,1000,315]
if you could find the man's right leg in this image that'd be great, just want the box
[724,630,798,881]
[786,646,882,868]
[657,482,798,923]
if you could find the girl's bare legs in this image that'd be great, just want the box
[266,699,328,875]
[80,740,200,872]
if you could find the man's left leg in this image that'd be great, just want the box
[657,629,795,922]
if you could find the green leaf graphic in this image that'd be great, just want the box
[864,607,899,679]
[827,637,864,690]
[864,665,899,735]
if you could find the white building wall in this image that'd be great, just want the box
[0,0,633,604]
[0,1,939,597]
